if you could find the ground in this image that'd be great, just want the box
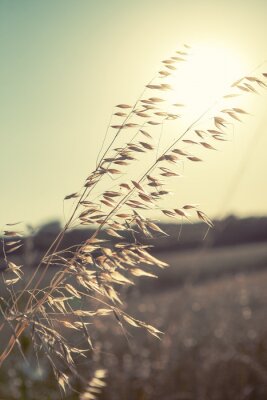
[1,241,267,399]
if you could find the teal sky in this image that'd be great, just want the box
[0,0,267,229]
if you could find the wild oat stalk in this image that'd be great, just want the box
[0,44,266,396]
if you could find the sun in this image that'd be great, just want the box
[167,43,246,115]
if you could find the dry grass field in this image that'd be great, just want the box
[1,240,267,399]
[1,32,266,399]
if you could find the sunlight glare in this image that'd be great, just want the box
[168,44,246,114]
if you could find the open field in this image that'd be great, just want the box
[98,268,267,400]
[1,241,267,399]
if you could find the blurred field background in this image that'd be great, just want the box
[1,216,267,400]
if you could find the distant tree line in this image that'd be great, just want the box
[1,215,267,261]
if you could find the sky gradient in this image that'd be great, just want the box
[0,0,267,229]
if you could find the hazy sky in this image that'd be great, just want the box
[0,0,267,229]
